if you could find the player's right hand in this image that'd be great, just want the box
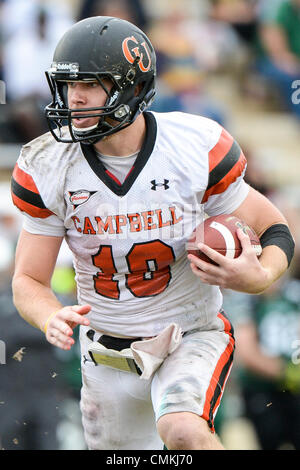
[44,304,91,350]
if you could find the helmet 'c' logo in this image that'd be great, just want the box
[122,36,151,72]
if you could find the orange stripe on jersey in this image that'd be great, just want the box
[201,311,235,431]
[201,147,246,204]
[11,163,54,218]
[209,128,234,172]
[12,163,39,194]
[11,192,54,219]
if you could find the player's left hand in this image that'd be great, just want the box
[187,228,271,294]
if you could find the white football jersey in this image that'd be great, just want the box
[12,111,249,337]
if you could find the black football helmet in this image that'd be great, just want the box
[45,16,156,144]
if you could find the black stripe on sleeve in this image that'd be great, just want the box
[11,177,47,209]
[207,140,242,190]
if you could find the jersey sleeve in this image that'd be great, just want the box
[202,126,249,216]
[11,162,66,236]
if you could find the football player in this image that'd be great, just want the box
[11,16,294,450]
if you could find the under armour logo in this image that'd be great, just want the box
[151,179,169,190]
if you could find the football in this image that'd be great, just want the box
[187,214,262,265]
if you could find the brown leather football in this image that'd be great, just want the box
[187,214,262,265]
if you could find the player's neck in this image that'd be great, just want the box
[93,114,146,157]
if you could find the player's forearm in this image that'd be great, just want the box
[257,245,289,293]
[12,273,63,332]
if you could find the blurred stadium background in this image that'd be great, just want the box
[0,0,300,450]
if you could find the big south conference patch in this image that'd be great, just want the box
[69,190,96,209]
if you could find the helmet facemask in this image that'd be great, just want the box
[45,60,155,144]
